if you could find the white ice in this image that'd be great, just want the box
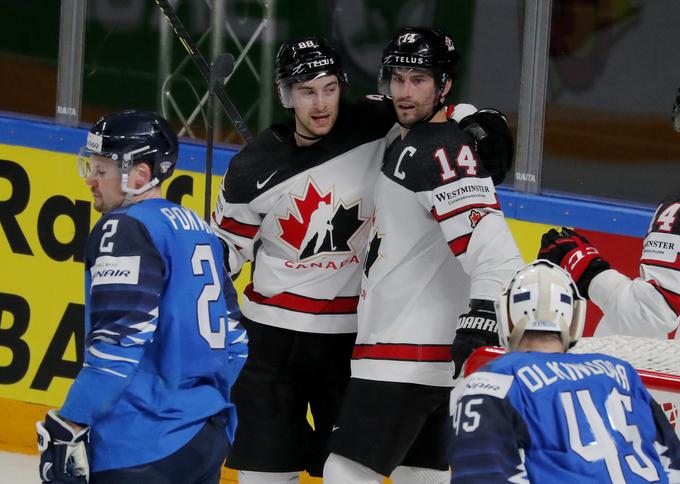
[0,451,39,483]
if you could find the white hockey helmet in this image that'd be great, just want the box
[496,260,585,352]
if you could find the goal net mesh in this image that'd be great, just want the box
[570,336,680,375]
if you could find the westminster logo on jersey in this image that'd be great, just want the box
[277,178,366,260]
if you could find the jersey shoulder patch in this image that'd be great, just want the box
[432,176,497,218]
[459,371,514,399]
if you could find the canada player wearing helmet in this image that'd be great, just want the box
[36,110,246,483]
[212,36,401,483]
[537,195,680,341]
[323,27,522,484]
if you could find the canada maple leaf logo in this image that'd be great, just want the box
[277,178,366,260]
[469,209,485,228]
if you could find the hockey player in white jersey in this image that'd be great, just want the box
[449,260,680,483]
[211,36,400,483]
[323,27,522,484]
[538,198,680,339]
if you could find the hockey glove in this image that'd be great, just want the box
[36,410,90,483]
[458,108,514,185]
[451,299,500,379]
[538,227,610,299]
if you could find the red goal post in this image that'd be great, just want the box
[463,336,680,437]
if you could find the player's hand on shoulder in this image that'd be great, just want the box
[36,410,90,483]
[451,299,500,379]
[453,106,514,185]
[538,227,610,298]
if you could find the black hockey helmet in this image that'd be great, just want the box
[378,26,459,97]
[79,110,178,185]
[275,36,348,108]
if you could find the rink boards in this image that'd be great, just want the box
[0,114,659,478]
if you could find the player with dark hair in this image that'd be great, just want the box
[449,260,680,483]
[36,110,247,484]
[212,33,514,483]
[538,196,680,339]
[211,36,399,484]
[323,27,522,484]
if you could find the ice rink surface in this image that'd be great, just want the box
[1,451,39,483]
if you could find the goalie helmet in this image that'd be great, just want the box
[78,110,178,200]
[275,36,348,109]
[496,260,585,352]
[378,26,459,97]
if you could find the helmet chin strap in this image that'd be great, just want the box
[116,145,159,207]
[120,175,160,207]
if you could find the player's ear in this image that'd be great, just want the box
[440,78,453,102]
[133,162,152,188]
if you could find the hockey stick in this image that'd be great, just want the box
[154,0,255,144]
[205,53,235,222]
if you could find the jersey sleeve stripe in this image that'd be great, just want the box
[352,343,451,362]
[648,279,680,316]
[430,199,500,223]
[217,217,259,239]
[449,233,472,256]
[641,258,680,271]
[244,283,358,315]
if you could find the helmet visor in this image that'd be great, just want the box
[77,148,121,180]
[378,65,437,97]
[277,72,341,109]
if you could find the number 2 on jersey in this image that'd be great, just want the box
[561,388,659,483]
[435,145,478,182]
[191,245,226,349]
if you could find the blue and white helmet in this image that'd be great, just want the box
[497,260,586,352]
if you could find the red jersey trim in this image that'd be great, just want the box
[431,197,500,223]
[641,258,680,271]
[449,233,472,257]
[352,343,452,362]
[244,283,358,315]
[648,280,680,316]
[217,217,259,239]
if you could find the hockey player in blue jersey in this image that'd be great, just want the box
[449,260,680,483]
[35,110,247,483]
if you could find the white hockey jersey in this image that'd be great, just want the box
[353,120,523,387]
[594,199,680,339]
[212,97,399,334]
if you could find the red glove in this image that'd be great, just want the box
[538,227,610,298]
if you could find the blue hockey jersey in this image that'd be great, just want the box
[60,198,247,472]
[449,351,680,483]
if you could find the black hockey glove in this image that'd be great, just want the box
[451,299,500,379]
[458,108,514,185]
[538,227,610,299]
[36,410,90,483]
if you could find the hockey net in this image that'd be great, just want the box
[464,336,680,435]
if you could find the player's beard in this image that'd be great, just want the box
[394,95,439,129]
[295,105,339,140]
